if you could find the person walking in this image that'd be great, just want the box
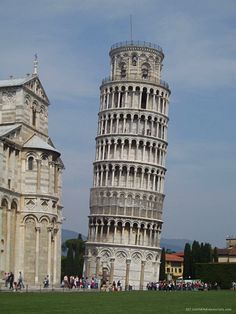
[43,275,49,288]
[17,271,24,289]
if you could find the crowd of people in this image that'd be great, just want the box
[100,279,122,292]
[61,275,100,289]
[146,280,219,291]
[61,275,123,291]
[3,272,232,292]
[3,271,25,291]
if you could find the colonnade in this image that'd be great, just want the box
[93,163,165,193]
[100,85,169,114]
[89,217,162,248]
[90,188,163,210]
[96,138,166,167]
[98,112,168,140]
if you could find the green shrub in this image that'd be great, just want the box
[196,262,236,289]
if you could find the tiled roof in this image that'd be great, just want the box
[165,253,184,262]
[0,124,21,137]
[175,252,184,258]
[0,77,32,87]
[217,245,236,256]
[23,134,60,154]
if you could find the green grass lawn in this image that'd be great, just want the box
[0,290,236,314]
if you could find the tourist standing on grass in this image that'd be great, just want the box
[8,272,14,290]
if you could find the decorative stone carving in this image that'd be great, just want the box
[2,90,16,104]
[100,249,111,261]
[146,253,154,264]
[41,199,48,207]
[115,250,127,263]
[131,252,142,263]
[25,199,36,210]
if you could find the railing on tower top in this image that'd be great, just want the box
[110,41,163,53]
[102,75,169,89]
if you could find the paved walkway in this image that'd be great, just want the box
[0,286,100,293]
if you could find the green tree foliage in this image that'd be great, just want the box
[74,234,85,276]
[65,242,74,276]
[213,247,218,263]
[183,241,214,279]
[61,255,66,279]
[159,248,166,281]
[62,236,85,278]
[183,243,192,279]
[196,263,236,289]
[191,241,201,278]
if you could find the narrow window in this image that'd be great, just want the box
[28,156,34,170]
[32,109,36,126]
[141,88,147,109]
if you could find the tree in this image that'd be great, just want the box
[192,241,201,278]
[61,236,86,278]
[183,243,192,279]
[159,248,166,281]
[203,243,213,263]
[74,235,85,276]
[184,240,214,280]
[65,242,74,276]
[213,247,218,263]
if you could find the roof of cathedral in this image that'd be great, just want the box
[0,76,32,87]
[23,134,60,155]
[0,124,21,137]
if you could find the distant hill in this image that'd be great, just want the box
[62,229,191,252]
[160,238,193,252]
[62,229,87,243]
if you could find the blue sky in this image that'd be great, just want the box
[1,0,236,247]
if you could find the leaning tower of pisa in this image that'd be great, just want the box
[84,41,170,290]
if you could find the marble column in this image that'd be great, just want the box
[125,259,131,290]
[110,258,115,283]
[96,256,100,277]
[47,227,52,281]
[35,226,40,284]
[139,260,146,290]
[36,159,41,193]
[53,229,58,284]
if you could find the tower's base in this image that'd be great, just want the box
[84,242,161,290]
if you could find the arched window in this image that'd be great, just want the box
[132,53,138,66]
[28,156,34,170]
[141,63,151,79]
[11,200,17,211]
[120,62,126,78]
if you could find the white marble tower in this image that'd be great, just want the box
[84,41,170,290]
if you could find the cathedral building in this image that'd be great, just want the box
[0,59,64,286]
[84,41,170,289]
